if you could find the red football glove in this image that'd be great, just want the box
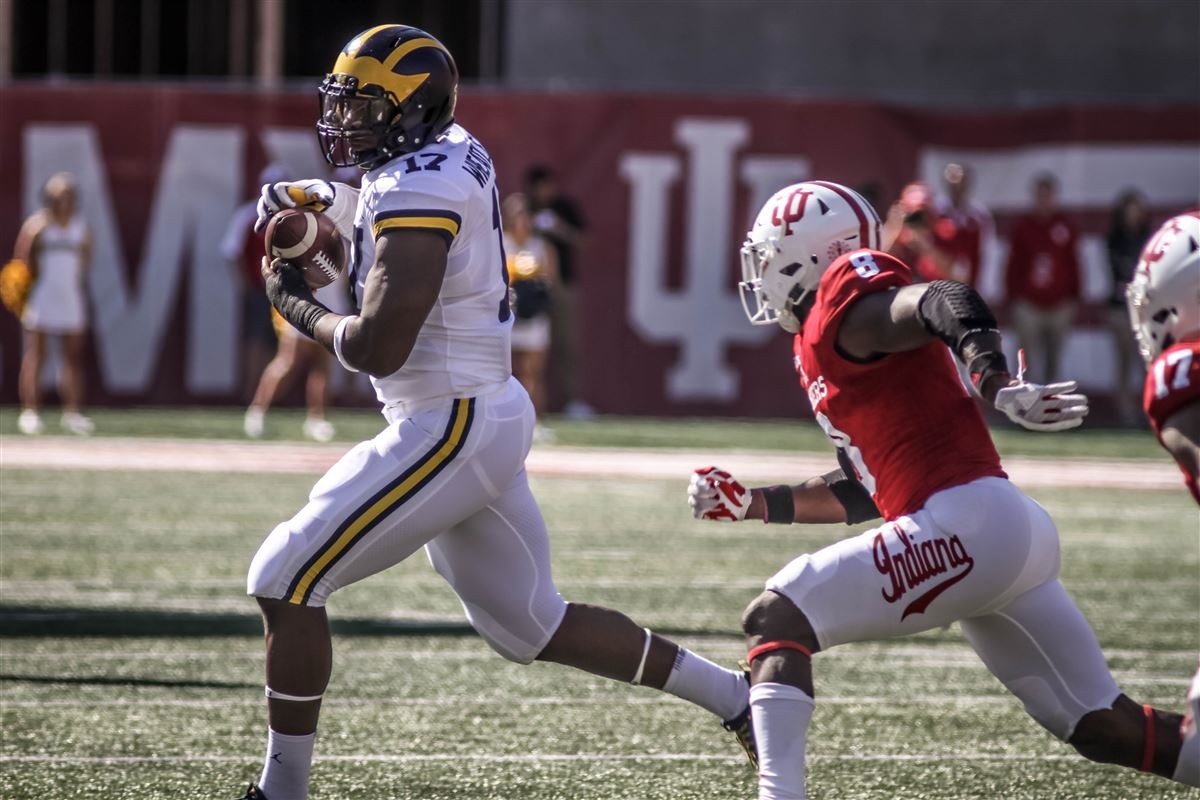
[688,466,750,521]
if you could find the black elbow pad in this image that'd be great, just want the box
[821,467,881,525]
[915,280,998,350]
[915,280,1009,389]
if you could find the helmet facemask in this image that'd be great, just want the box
[739,236,817,334]
[1126,277,1151,363]
[1127,275,1179,364]
[317,75,400,169]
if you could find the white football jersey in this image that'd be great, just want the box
[350,124,513,412]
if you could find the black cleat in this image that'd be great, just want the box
[236,785,269,800]
[721,663,758,770]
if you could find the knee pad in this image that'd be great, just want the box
[1008,676,1077,741]
[461,595,569,666]
[246,521,294,599]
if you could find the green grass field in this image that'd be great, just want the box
[1,415,1198,798]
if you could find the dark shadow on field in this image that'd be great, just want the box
[0,672,258,689]
[0,604,743,640]
[0,605,473,638]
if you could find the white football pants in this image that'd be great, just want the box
[248,377,568,664]
[766,476,1121,739]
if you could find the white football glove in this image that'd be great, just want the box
[254,179,335,232]
[688,466,751,521]
[993,349,1088,432]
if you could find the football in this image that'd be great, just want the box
[264,207,345,289]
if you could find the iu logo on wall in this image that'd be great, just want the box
[619,118,808,402]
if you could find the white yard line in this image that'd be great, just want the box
[0,695,1024,709]
[0,436,1181,489]
[0,752,1081,765]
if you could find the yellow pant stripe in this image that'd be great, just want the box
[285,398,472,604]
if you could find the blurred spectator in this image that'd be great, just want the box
[1105,189,1153,424]
[244,312,336,441]
[222,164,288,403]
[240,165,347,443]
[502,193,558,441]
[1004,173,1081,384]
[14,173,94,435]
[885,181,954,282]
[934,163,993,287]
[524,164,593,418]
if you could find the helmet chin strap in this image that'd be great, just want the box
[779,287,816,332]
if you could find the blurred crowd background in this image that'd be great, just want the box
[1,0,1197,434]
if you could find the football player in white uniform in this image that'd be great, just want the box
[236,25,750,800]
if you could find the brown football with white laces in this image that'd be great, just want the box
[264,208,345,289]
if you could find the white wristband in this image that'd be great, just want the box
[333,315,360,373]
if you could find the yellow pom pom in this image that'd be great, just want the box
[0,259,34,317]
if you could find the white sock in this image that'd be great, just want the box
[1175,666,1200,786]
[661,647,749,721]
[751,682,814,800]
[258,728,315,800]
[1176,731,1200,786]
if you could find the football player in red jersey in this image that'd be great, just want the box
[1129,211,1200,501]
[688,181,1199,798]
[1127,210,1200,785]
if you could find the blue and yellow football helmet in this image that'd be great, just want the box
[317,24,459,169]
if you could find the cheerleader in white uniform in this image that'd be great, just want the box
[16,173,93,435]
[501,193,558,441]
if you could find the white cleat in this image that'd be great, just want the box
[60,411,94,436]
[17,409,43,435]
[303,416,335,443]
[1178,664,1200,786]
[563,400,597,420]
[244,407,265,439]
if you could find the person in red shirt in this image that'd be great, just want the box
[886,168,993,290]
[1127,210,1200,787]
[1005,173,1081,384]
[884,181,953,283]
[692,181,1197,798]
[936,162,993,288]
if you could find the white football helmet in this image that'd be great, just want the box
[1127,211,1200,363]
[739,180,881,332]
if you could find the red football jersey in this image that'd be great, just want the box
[795,249,1006,520]
[1143,339,1200,504]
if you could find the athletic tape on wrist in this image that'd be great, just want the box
[333,315,360,373]
[747,640,812,663]
[265,686,324,703]
[630,627,654,686]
